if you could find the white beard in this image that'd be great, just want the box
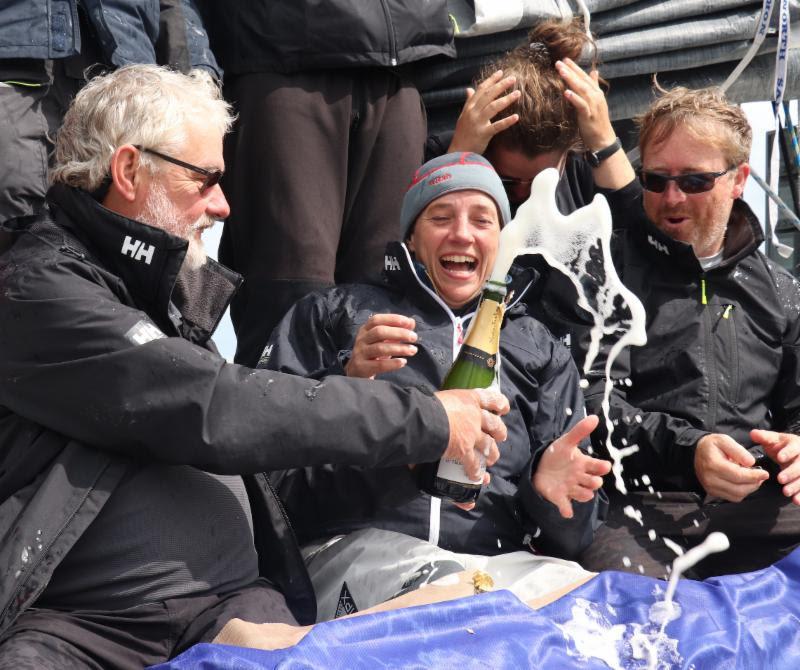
[139,182,212,271]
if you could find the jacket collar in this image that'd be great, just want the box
[633,198,764,272]
[380,240,534,315]
[45,184,241,342]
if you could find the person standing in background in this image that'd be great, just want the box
[198,0,456,367]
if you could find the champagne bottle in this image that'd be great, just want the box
[417,280,507,503]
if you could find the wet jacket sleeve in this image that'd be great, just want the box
[0,252,449,475]
[157,0,221,77]
[263,292,422,535]
[513,336,601,559]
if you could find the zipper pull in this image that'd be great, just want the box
[722,304,733,319]
[59,244,86,260]
[700,277,708,305]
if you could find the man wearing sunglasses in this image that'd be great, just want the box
[580,86,800,579]
[0,65,508,668]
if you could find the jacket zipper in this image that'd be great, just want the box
[399,245,466,546]
[726,305,739,405]
[378,0,398,66]
[700,273,718,429]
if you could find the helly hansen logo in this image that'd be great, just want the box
[121,235,155,265]
[384,255,400,271]
[647,234,669,255]
[124,320,166,345]
[428,172,452,186]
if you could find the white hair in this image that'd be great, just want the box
[51,64,234,191]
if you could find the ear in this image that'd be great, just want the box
[731,162,750,199]
[108,145,144,203]
[406,233,416,253]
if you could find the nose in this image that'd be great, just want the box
[449,212,474,242]
[662,179,687,205]
[511,182,531,205]
[206,183,230,220]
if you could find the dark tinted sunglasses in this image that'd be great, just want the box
[499,176,534,189]
[135,146,223,193]
[638,168,732,194]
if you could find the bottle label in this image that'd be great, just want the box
[462,298,504,354]
[436,452,485,486]
[457,344,497,371]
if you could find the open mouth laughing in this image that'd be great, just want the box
[440,254,478,274]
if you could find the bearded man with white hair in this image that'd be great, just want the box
[0,65,509,668]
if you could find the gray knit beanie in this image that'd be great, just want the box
[400,152,511,239]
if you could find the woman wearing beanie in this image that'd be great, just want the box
[260,152,610,620]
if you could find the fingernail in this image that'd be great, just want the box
[483,445,490,457]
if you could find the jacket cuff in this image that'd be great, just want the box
[675,427,709,489]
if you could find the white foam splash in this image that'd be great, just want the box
[663,532,729,605]
[557,598,682,670]
[492,168,647,493]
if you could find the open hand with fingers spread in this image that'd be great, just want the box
[694,433,769,501]
[751,429,800,505]
[345,313,418,379]
[532,415,611,519]
[448,70,521,155]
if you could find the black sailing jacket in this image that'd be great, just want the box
[198,0,455,76]
[587,191,800,492]
[0,185,450,631]
[262,241,604,559]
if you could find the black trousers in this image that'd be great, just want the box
[580,484,800,579]
[220,68,426,367]
[0,578,295,670]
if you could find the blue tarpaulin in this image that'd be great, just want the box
[153,547,800,669]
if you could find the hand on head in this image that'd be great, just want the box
[751,429,800,505]
[555,58,635,189]
[448,70,521,155]
[345,313,418,379]
[694,433,769,502]
[532,414,611,519]
[555,58,615,152]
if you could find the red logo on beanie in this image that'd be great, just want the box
[428,173,452,186]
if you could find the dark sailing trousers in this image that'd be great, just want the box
[580,484,800,579]
[0,578,295,670]
[220,68,426,367]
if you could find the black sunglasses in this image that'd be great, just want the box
[135,146,223,192]
[499,176,534,189]
[638,168,732,195]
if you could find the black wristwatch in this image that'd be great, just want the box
[585,137,622,167]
